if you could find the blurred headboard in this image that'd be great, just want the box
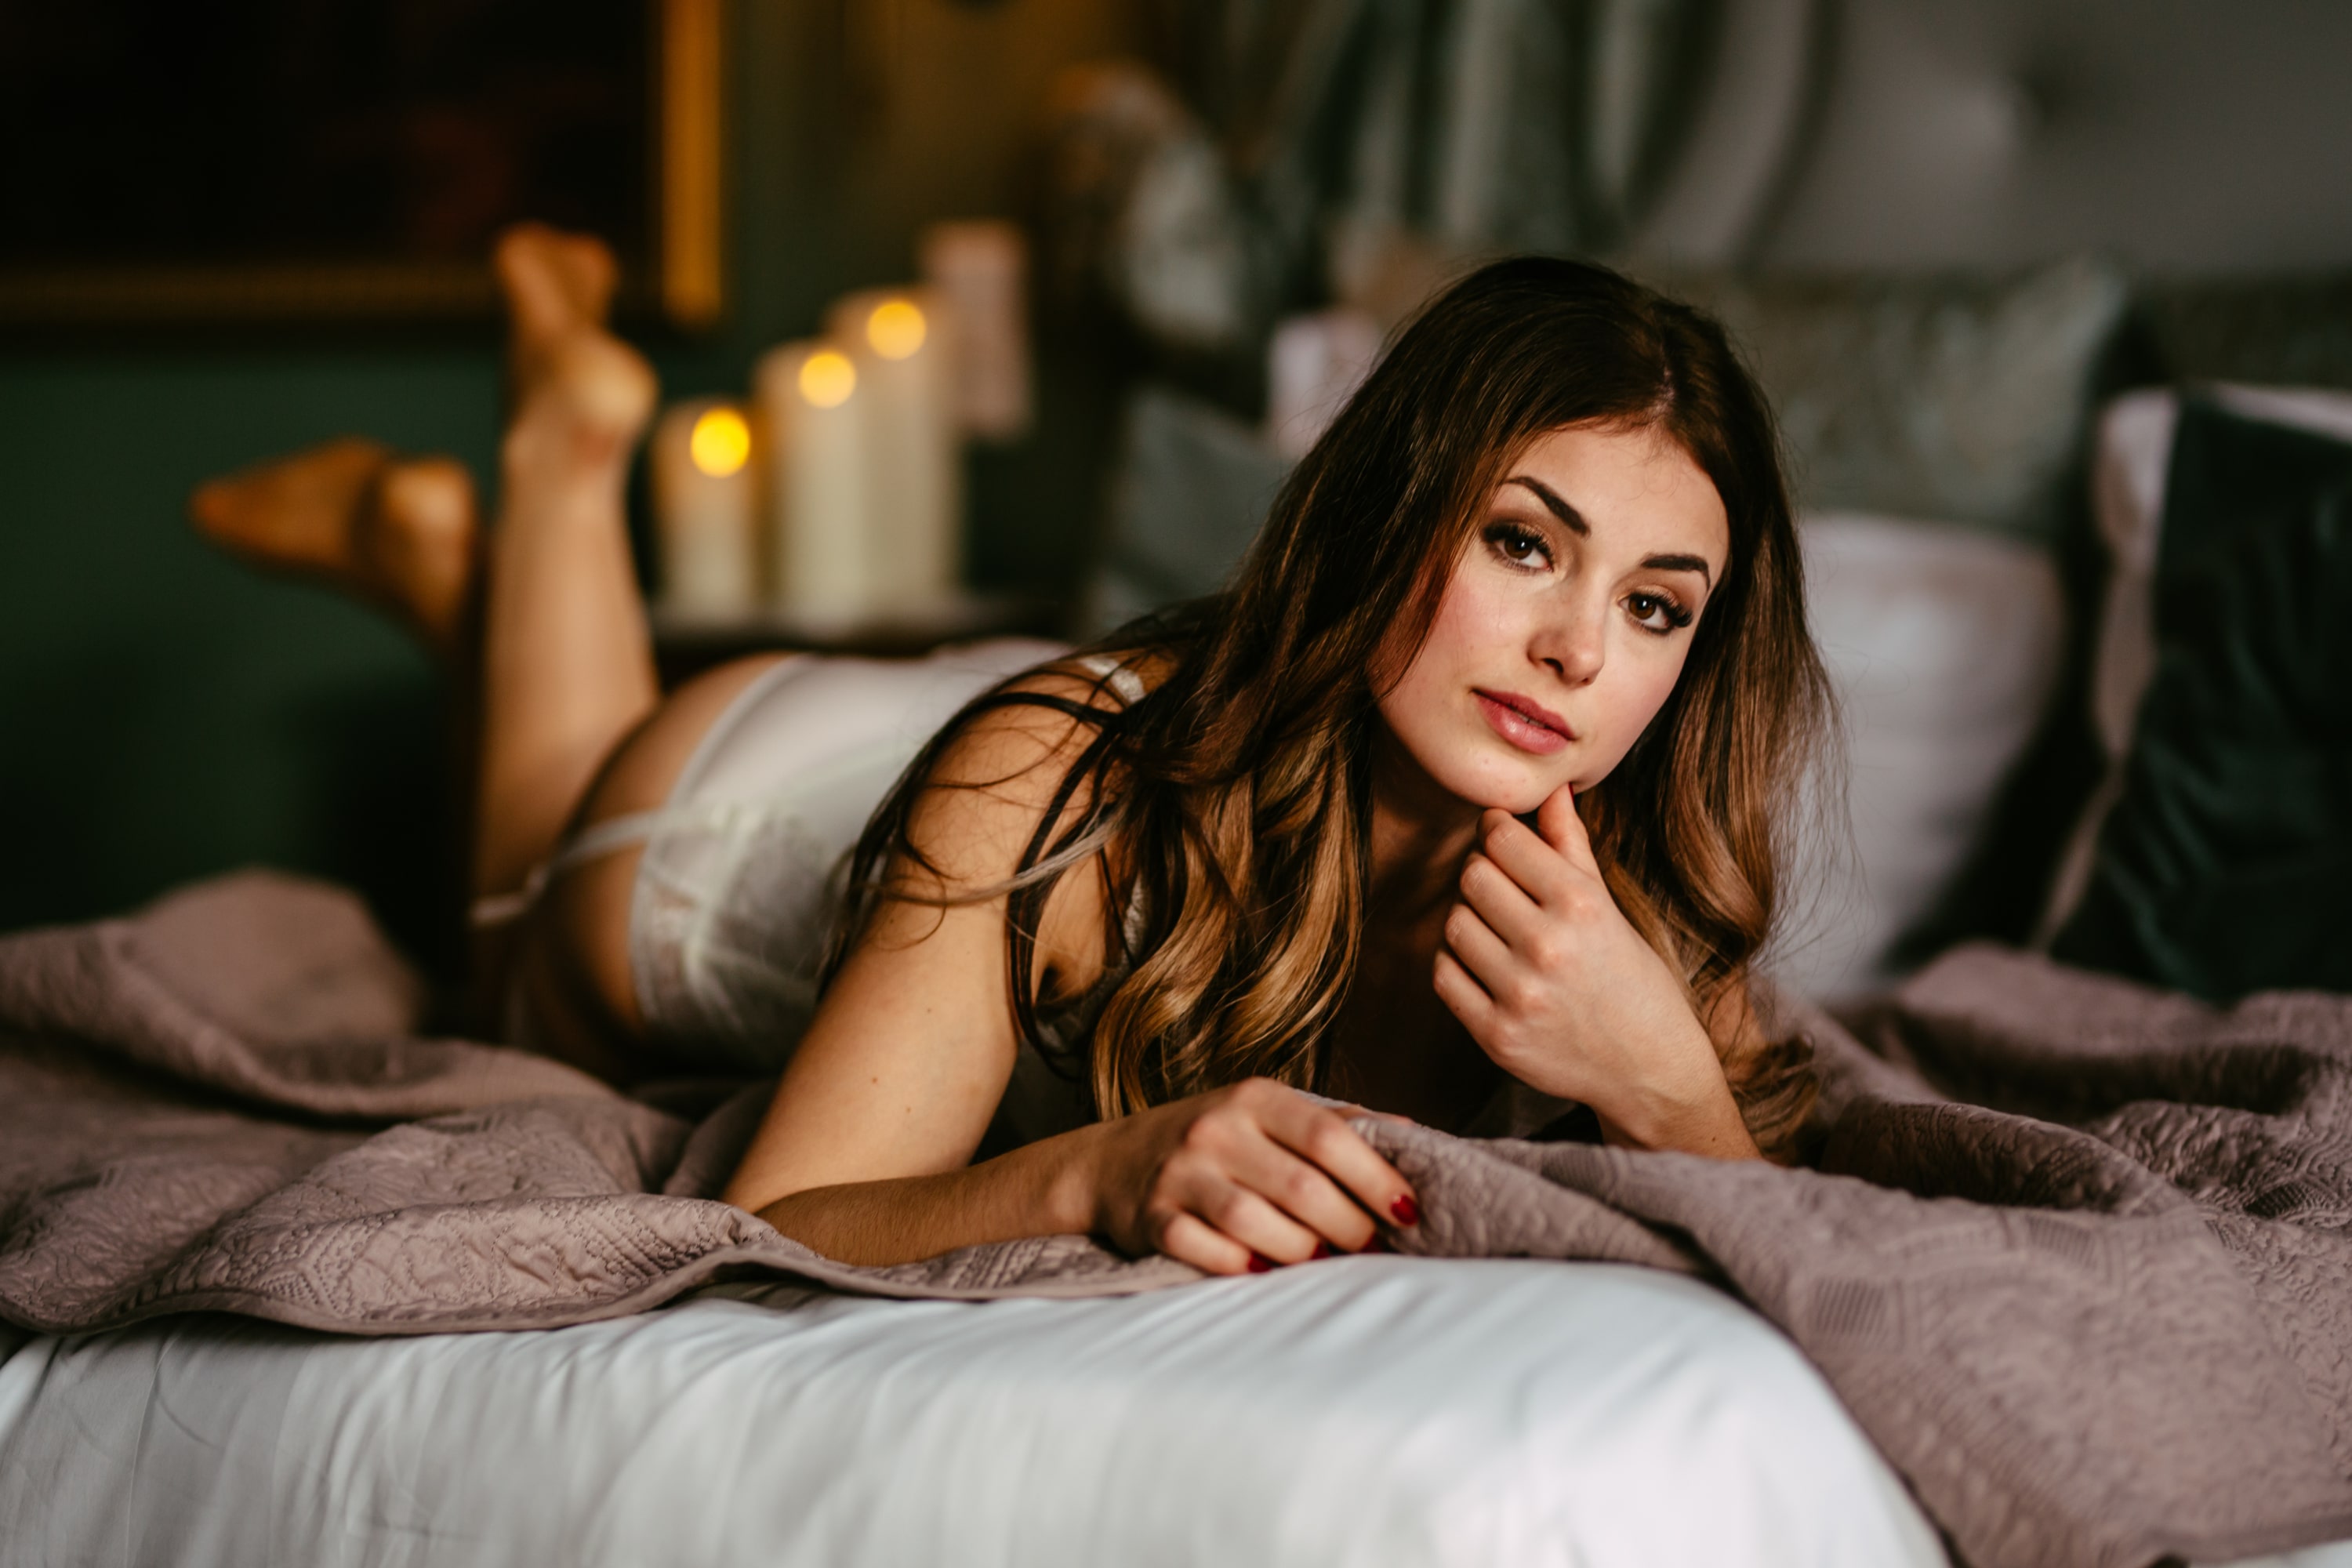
[1636,0,2352,276]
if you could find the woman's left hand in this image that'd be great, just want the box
[1432,784,1759,1159]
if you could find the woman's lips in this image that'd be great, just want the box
[1473,689,1574,755]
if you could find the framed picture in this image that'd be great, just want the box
[0,0,723,329]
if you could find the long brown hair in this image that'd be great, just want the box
[833,256,1830,1156]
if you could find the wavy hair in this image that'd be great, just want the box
[830,256,1830,1157]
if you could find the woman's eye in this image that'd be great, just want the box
[1625,592,1692,634]
[1485,522,1551,569]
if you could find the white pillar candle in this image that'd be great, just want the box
[651,397,758,615]
[1266,307,1384,462]
[920,220,1032,441]
[752,339,876,622]
[826,287,961,611]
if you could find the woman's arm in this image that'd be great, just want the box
[745,1078,1414,1269]
[721,676,1417,1270]
[1432,784,1761,1160]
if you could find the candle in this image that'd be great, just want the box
[651,397,758,615]
[1265,308,1383,461]
[920,220,1032,441]
[752,339,876,622]
[826,287,961,611]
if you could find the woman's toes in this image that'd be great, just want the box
[494,222,619,350]
[493,223,579,344]
[546,232,618,324]
[188,436,391,575]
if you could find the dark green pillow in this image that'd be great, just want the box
[2051,399,2352,1000]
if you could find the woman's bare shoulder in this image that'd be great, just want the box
[895,651,1156,895]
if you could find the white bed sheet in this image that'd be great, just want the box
[0,1260,1931,1567]
[0,1258,2338,1568]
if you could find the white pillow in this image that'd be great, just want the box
[2032,385,2352,942]
[1766,513,2065,1000]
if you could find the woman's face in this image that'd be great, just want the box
[1377,422,1730,815]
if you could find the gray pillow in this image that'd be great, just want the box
[1646,256,2129,539]
[1082,384,1289,636]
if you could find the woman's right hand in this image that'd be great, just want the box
[1081,1078,1420,1275]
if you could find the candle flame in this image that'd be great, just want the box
[866,299,927,360]
[798,350,857,408]
[688,407,751,477]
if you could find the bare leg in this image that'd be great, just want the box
[190,223,735,1076]
[471,223,660,906]
[188,228,658,917]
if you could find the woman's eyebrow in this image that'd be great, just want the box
[1642,553,1714,586]
[1510,476,1717,586]
[1506,476,1588,535]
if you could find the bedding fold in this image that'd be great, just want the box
[2,869,2348,1568]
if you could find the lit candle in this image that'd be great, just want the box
[920,220,1032,441]
[826,287,961,611]
[651,397,758,615]
[752,339,876,622]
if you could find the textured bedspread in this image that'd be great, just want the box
[2,873,2349,1568]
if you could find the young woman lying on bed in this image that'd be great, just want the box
[192,226,1827,1276]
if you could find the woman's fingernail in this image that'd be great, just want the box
[1363,1233,1392,1253]
[1247,1254,1276,1273]
[1390,1195,1421,1227]
[1312,1241,1334,1260]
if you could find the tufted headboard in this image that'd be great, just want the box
[1634,0,2352,276]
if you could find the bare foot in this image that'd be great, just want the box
[190,441,481,654]
[493,223,621,381]
[492,223,656,472]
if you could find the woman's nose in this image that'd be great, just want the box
[1532,605,1606,685]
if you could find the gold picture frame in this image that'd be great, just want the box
[0,0,724,331]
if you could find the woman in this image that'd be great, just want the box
[194,226,1826,1280]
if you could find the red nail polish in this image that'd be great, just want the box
[1312,1241,1334,1260]
[1363,1233,1392,1253]
[1390,1195,1421,1227]
[1247,1254,1275,1272]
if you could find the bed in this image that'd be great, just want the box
[6,1264,2347,1568]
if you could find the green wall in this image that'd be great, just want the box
[0,0,1137,968]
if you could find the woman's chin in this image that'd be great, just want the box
[1443,760,1567,816]
[1450,750,1615,815]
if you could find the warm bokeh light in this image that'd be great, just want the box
[798,350,857,408]
[866,299,927,359]
[688,406,751,477]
